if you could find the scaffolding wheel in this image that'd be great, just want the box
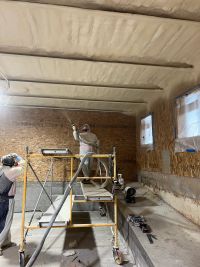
[113,248,123,265]
[19,251,25,267]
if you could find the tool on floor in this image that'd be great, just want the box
[127,215,157,244]
[127,215,150,232]
[127,215,148,231]
[146,233,157,244]
[127,215,145,226]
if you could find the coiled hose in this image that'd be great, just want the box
[25,153,93,267]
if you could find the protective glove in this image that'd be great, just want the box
[72,124,76,131]
[15,156,22,162]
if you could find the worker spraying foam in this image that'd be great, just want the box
[72,124,106,216]
[72,123,99,177]
[61,110,99,176]
[0,153,24,255]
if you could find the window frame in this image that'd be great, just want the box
[174,84,200,153]
[140,112,154,149]
[175,84,200,140]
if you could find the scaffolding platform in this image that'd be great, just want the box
[39,195,74,227]
[19,150,123,266]
[81,183,113,201]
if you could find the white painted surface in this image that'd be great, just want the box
[39,194,74,226]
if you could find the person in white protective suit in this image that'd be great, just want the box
[0,153,24,255]
[72,124,99,177]
[72,124,106,216]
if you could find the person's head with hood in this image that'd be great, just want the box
[80,124,91,133]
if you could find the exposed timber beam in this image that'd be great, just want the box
[6,0,200,23]
[0,104,124,113]
[3,93,147,104]
[6,78,163,91]
[0,51,193,69]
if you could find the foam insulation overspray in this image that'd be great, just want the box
[137,95,200,225]
[1,0,200,66]
[0,107,136,182]
[0,1,198,113]
[0,0,198,117]
[137,96,200,177]
[8,0,200,22]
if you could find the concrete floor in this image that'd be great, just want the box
[118,183,200,267]
[0,211,135,267]
[1,183,199,267]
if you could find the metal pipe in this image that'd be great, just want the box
[25,223,115,230]
[69,158,73,225]
[19,158,28,252]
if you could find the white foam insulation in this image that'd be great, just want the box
[0,0,200,114]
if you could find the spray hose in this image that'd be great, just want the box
[25,153,93,267]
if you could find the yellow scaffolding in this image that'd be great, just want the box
[19,150,123,265]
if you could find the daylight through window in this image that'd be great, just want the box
[176,89,200,138]
[140,114,153,146]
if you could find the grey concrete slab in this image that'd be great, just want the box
[0,211,135,267]
[117,182,200,267]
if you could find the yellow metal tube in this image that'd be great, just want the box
[28,154,112,159]
[77,176,111,180]
[69,223,115,228]
[113,151,119,248]
[25,223,115,230]
[19,159,28,252]
[73,200,114,203]
[69,157,73,225]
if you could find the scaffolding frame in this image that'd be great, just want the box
[19,150,121,265]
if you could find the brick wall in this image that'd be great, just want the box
[0,107,136,182]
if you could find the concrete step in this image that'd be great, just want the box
[113,183,200,267]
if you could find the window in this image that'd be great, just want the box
[140,114,153,147]
[175,86,200,152]
[176,88,200,138]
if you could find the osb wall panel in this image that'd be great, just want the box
[136,97,200,178]
[0,107,136,181]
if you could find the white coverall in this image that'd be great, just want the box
[0,157,24,250]
[73,127,99,176]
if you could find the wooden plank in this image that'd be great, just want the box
[39,195,74,227]
[81,183,113,201]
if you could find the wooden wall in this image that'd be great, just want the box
[137,95,200,178]
[0,107,136,181]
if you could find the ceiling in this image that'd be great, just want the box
[0,0,200,114]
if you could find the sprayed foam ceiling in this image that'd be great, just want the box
[0,0,200,114]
